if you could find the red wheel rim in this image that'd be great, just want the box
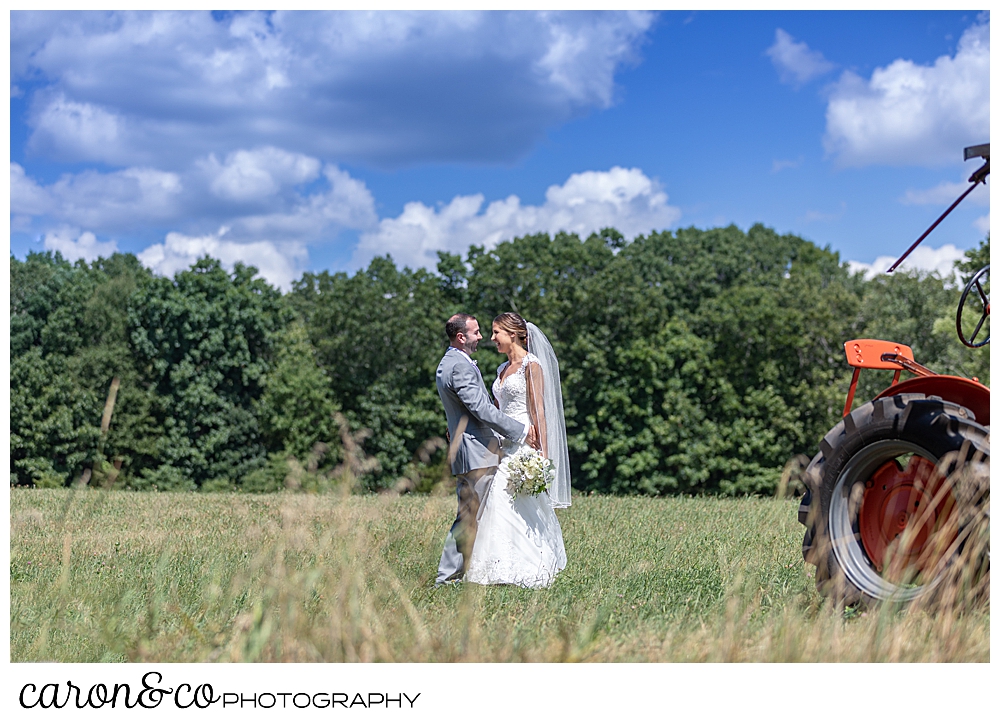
[858,455,957,575]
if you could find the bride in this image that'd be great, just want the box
[464,312,570,588]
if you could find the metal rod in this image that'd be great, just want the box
[843,367,860,417]
[887,180,982,273]
[879,352,938,377]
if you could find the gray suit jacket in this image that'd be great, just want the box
[436,347,526,475]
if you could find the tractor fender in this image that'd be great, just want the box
[874,375,990,426]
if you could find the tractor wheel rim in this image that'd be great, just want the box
[859,455,955,573]
[829,440,953,601]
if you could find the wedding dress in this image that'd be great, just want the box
[464,352,567,588]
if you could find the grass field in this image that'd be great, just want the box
[10,487,989,662]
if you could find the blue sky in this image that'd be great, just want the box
[9,10,990,289]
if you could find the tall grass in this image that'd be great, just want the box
[10,481,988,662]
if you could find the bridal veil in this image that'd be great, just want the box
[526,322,572,508]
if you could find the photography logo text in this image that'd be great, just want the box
[19,671,421,711]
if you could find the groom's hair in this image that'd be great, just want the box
[446,313,475,341]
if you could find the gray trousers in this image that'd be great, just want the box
[436,466,496,584]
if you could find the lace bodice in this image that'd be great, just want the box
[492,353,540,426]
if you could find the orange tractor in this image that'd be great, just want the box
[799,144,990,605]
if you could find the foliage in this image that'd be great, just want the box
[126,258,288,488]
[288,258,450,489]
[9,228,990,495]
[10,253,156,487]
[255,321,341,463]
[955,235,989,281]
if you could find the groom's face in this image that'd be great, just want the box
[459,319,482,353]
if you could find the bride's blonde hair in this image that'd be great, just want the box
[493,312,528,350]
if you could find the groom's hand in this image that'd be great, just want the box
[526,425,540,450]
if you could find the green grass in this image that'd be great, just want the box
[10,488,989,662]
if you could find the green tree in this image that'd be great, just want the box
[10,252,158,487]
[290,256,451,488]
[255,321,341,462]
[12,225,982,497]
[128,258,287,489]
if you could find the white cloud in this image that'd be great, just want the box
[353,166,680,270]
[137,230,305,291]
[536,11,651,107]
[12,157,376,244]
[974,213,990,236]
[10,163,52,215]
[30,93,131,165]
[847,243,966,279]
[824,18,989,168]
[766,29,835,87]
[232,165,378,238]
[203,147,321,202]
[11,163,183,232]
[13,10,654,168]
[901,179,989,206]
[43,228,119,262]
[15,155,376,290]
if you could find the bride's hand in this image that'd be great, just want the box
[526,425,541,451]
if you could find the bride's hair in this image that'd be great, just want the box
[493,312,528,350]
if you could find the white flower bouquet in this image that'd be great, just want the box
[505,446,556,499]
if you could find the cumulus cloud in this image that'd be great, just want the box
[11,162,183,232]
[824,18,989,168]
[766,29,835,87]
[232,165,378,239]
[203,147,321,203]
[973,213,990,236]
[43,228,119,263]
[30,93,132,165]
[13,151,378,290]
[10,163,52,216]
[13,10,654,168]
[536,11,652,106]
[847,243,966,280]
[12,157,376,243]
[137,230,306,291]
[353,166,680,270]
[15,145,677,289]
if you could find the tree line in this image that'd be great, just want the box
[10,225,989,495]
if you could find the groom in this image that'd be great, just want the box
[435,313,536,584]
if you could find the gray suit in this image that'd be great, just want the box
[435,347,526,583]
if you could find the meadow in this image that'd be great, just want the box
[10,487,988,663]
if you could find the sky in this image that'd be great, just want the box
[8,10,991,290]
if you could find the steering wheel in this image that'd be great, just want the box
[956,264,990,348]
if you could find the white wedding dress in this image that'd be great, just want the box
[465,353,567,588]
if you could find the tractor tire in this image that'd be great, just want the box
[799,393,989,607]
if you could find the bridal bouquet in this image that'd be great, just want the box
[505,446,556,499]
